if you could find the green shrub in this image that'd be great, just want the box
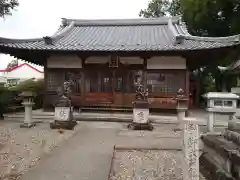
[9,79,44,109]
[0,87,22,117]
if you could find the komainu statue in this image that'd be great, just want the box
[134,70,148,101]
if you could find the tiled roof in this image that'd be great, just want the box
[0,17,240,52]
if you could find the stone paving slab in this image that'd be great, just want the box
[109,149,188,180]
[109,149,208,180]
[19,125,118,180]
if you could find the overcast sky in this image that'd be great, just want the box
[0,0,149,70]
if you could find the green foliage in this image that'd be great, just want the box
[0,87,21,117]
[9,79,44,109]
[0,0,19,18]
[139,0,240,36]
[202,73,217,93]
[180,0,240,36]
[139,0,170,17]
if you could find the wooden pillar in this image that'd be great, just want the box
[81,58,86,103]
[112,69,116,93]
[43,57,48,111]
[195,68,201,107]
[185,69,190,109]
[143,58,148,89]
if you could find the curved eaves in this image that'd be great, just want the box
[0,37,43,43]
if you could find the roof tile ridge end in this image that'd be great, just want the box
[43,21,75,44]
[184,34,240,43]
[0,37,43,44]
[178,18,191,36]
[168,19,184,45]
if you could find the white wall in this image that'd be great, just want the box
[85,56,109,64]
[120,57,143,64]
[47,55,82,68]
[147,56,186,69]
[3,65,44,80]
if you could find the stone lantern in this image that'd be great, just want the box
[19,91,36,128]
[203,92,239,132]
[128,70,153,131]
[173,88,189,121]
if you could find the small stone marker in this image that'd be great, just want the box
[183,118,199,180]
[54,107,70,121]
[133,108,149,124]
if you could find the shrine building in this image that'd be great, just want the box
[0,17,239,110]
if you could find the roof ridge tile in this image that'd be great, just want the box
[62,17,180,26]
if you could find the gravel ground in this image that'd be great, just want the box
[110,149,207,180]
[0,122,80,180]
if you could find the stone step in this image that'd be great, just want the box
[224,130,240,146]
[200,152,235,180]
[201,135,240,179]
[202,135,240,165]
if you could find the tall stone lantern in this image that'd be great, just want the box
[19,91,36,128]
[203,92,239,132]
[128,70,153,131]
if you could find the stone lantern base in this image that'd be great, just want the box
[50,120,77,130]
[20,122,36,128]
[128,100,153,131]
[50,106,77,130]
[128,122,153,131]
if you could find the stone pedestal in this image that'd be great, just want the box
[177,108,186,122]
[20,101,36,128]
[174,94,189,131]
[228,119,240,133]
[128,101,153,131]
[50,106,77,130]
[207,112,214,132]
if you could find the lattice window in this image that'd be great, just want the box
[47,72,59,91]
[65,72,82,94]
[147,72,185,94]
[100,72,112,92]
[115,71,128,93]
[85,72,98,93]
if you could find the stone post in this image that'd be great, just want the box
[183,118,200,180]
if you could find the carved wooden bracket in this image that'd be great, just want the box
[109,56,119,68]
